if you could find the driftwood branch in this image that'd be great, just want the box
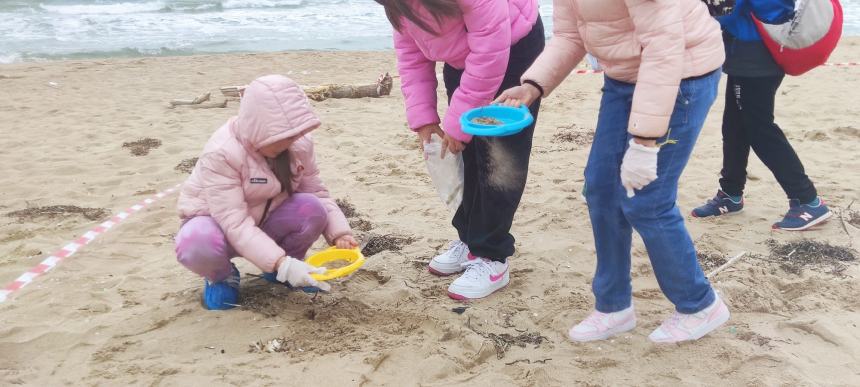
[168,92,226,109]
[303,72,394,101]
[186,100,227,109]
[170,92,211,107]
[706,251,747,278]
[219,73,394,102]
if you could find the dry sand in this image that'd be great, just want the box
[1,39,860,386]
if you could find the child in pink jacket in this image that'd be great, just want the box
[175,75,357,310]
[498,0,728,343]
[376,0,543,300]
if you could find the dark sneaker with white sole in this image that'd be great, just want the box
[691,190,744,218]
[772,197,832,231]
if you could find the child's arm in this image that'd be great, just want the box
[441,0,512,143]
[198,153,285,273]
[520,0,586,97]
[394,30,441,133]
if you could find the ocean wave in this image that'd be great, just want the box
[32,0,329,16]
[3,46,200,63]
[0,52,23,65]
[38,1,168,15]
[221,0,307,9]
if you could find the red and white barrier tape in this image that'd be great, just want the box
[823,62,860,67]
[0,183,181,304]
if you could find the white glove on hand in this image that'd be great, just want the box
[620,139,660,198]
[276,257,331,292]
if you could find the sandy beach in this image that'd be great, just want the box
[1,39,859,386]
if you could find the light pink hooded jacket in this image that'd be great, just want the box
[394,0,539,142]
[522,0,725,138]
[176,75,351,272]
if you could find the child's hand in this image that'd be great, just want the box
[441,133,465,158]
[494,84,541,107]
[416,124,445,158]
[334,235,359,249]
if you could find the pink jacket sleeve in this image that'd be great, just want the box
[443,0,513,142]
[394,30,440,132]
[199,153,285,272]
[624,0,685,138]
[521,0,586,96]
[295,142,352,245]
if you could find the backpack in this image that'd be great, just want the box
[753,0,843,75]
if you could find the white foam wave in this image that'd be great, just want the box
[39,1,167,15]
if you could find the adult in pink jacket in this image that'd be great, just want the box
[498,0,728,343]
[376,0,543,300]
[175,75,357,310]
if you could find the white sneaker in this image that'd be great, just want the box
[447,258,509,300]
[568,306,636,342]
[649,295,730,343]
[428,240,470,276]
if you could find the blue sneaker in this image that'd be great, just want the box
[203,264,240,310]
[772,197,832,231]
[691,190,744,218]
[261,271,321,294]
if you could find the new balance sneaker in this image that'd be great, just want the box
[648,295,730,343]
[568,306,636,342]
[691,190,744,218]
[429,240,470,276]
[447,258,509,300]
[772,197,832,231]
[203,263,240,310]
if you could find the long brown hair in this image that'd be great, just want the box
[270,150,294,195]
[375,0,460,34]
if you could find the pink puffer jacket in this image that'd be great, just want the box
[394,0,539,142]
[176,75,351,272]
[522,0,725,137]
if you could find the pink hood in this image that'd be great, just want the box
[393,0,539,142]
[176,75,352,272]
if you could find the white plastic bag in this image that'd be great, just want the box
[423,136,464,212]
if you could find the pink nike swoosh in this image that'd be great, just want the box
[490,267,508,282]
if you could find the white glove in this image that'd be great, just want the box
[620,139,660,198]
[275,257,331,292]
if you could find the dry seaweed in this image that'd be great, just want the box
[174,157,198,174]
[122,138,162,156]
[361,234,415,257]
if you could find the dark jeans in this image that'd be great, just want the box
[442,17,544,262]
[719,75,818,203]
[585,70,721,314]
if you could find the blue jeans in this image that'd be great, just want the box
[584,70,720,314]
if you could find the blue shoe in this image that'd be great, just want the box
[261,271,321,294]
[772,197,832,231]
[203,264,240,310]
[691,190,744,218]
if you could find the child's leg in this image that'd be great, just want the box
[446,17,546,262]
[718,75,752,197]
[260,193,327,259]
[175,216,235,282]
[584,77,635,313]
[621,71,721,314]
[736,75,818,203]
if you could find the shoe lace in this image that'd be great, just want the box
[448,240,467,256]
[459,259,493,281]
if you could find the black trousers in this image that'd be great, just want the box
[442,17,544,262]
[719,74,818,203]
